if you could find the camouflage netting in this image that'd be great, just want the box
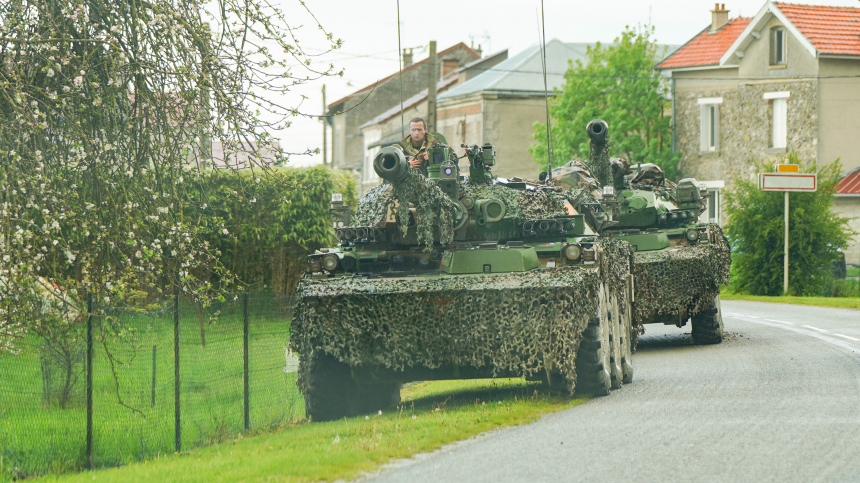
[631,224,731,324]
[353,173,457,249]
[352,178,573,248]
[291,239,634,394]
[458,180,570,220]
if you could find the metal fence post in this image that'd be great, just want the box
[243,292,250,431]
[174,286,181,452]
[151,345,157,407]
[86,293,94,469]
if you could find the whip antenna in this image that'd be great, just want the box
[538,0,553,182]
[396,0,404,137]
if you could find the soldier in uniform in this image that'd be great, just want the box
[399,117,442,175]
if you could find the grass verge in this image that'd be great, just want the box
[41,378,586,483]
[721,292,860,309]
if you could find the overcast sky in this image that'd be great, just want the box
[264,0,859,166]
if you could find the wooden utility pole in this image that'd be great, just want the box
[427,41,437,132]
[321,84,327,166]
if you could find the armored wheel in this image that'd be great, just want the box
[301,353,401,421]
[608,289,624,390]
[575,282,612,396]
[691,295,723,345]
[619,280,635,384]
[301,352,354,421]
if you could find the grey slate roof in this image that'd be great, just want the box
[438,39,680,101]
[438,39,592,100]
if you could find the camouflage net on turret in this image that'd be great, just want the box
[291,239,635,394]
[631,224,731,324]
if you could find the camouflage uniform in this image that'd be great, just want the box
[399,132,441,176]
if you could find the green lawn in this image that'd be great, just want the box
[721,292,860,309]
[42,378,586,483]
[0,298,298,479]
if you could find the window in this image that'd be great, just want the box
[697,97,722,153]
[770,27,786,65]
[764,91,789,149]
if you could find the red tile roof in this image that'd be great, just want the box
[327,42,479,110]
[777,3,860,56]
[837,166,860,195]
[656,17,752,69]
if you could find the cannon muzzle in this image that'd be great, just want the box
[373,146,411,182]
[586,119,608,145]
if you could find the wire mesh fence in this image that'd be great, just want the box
[0,294,302,478]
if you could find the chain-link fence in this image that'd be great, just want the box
[0,294,302,478]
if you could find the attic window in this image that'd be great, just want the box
[770,27,786,65]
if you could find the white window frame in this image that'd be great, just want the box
[697,97,722,153]
[770,27,786,65]
[765,92,790,149]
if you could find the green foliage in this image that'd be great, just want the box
[724,153,853,296]
[531,25,680,180]
[190,166,357,295]
[0,0,342,352]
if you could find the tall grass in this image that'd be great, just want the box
[0,297,300,479]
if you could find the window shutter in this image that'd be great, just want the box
[773,98,787,148]
[713,104,720,151]
[700,104,708,152]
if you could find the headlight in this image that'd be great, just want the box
[322,254,340,271]
[659,213,667,222]
[669,212,678,220]
[685,228,699,242]
[563,243,582,261]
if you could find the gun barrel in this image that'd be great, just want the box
[586,119,608,145]
[373,146,411,182]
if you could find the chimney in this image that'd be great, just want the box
[476,43,483,58]
[442,59,459,78]
[711,3,729,32]
[402,48,413,68]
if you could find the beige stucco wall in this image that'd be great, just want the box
[481,95,548,179]
[736,19,819,80]
[818,58,860,172]
[833,196,860,262]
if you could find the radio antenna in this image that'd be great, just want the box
[396,0,404,135]
[538,0,553,182]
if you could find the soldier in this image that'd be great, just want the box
[399,117,442,174]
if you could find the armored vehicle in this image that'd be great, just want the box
[553,120,731,346]
[291,135,636,421]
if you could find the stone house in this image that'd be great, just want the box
[655,2,860,260]
[326,43,481,171]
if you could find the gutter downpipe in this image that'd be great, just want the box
[671,76,676,153]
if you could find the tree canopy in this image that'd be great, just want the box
[530,25,680,180]
[724,153,853,296]
[0,0,342,352]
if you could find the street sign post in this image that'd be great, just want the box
[758,167,817,295]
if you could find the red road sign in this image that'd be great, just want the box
[759,172,817,192]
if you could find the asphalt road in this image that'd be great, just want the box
[366,300,860,483]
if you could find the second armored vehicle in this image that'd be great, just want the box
[553,120,731,346]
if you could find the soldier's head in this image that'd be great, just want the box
[408,117,427,145]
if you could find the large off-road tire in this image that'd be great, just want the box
[691,295,724,345]
[608,290,624,390]
[303,353,401,421]
[303,353,355,421]
[575,283,611,397]
[620,282,635,385]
